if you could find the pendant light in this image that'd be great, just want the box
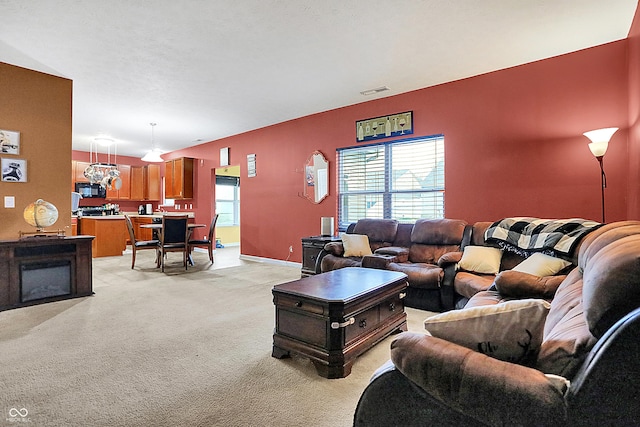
[141,122,164,162]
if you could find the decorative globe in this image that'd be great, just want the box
[23,199,59,231]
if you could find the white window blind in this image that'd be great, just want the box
[338,135,444,228]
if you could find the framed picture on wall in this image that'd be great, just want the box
[0,129,20,154]
[1,158,27,182]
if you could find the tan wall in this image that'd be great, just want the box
[215,226,239,245]
[0,62,72,240]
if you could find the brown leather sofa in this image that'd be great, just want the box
[318,218,469,312]
[440,221,576,309]
[353,221,640,426]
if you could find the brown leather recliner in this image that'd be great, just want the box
[375,219,468,312]
[319,218,468,312]
[354,221,640,426]
[319,218,410,271]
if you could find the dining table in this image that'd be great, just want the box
[140,222,206,266]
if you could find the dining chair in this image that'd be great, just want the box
[158,214,190,272]
[124,214,159,269]
[188,214,219,263]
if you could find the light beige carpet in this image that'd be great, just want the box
[0,251,429,427]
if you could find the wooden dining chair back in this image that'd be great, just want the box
[159,215,190,272]
[124,214,159,269]
[189,214,219,263]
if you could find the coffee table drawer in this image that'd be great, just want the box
[345,305,380,344]
[379,293,405,323]
[275,294,325,315]
[277,309,326,347]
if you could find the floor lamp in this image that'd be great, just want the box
[583,127,618,223]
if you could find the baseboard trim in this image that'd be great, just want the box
[239,254,301,268]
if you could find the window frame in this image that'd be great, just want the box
[337,134,445,230]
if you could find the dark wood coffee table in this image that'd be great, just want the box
[272,267,408,378]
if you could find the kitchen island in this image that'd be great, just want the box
[79,216,128,257]
[78,213,196,257]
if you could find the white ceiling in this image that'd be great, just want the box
[0,1,637,158]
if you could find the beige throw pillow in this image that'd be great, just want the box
[341,234,372,257]
[458,246,503,274]
[513,253,571,277]
[424,299,551,364]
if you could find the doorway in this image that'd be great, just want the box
[214,165,240,247]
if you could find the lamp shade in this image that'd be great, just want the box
[583,127,618,157]
[141,149,164,162]
[141,122,163,162]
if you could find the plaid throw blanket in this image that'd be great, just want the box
[484,217,602,255]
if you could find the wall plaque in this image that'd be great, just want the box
[356,111,413,142]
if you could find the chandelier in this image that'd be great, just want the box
[83,137,122,190]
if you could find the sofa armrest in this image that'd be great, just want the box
[390,332,567,426]
[323,241,344,257]
[437,251,463,268]
[362,254,399,270]
[494,271,566,299]
[373,246,409,262]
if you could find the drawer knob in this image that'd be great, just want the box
[295,301,303,307]
[359,319,367,328]
[388,302,395,311]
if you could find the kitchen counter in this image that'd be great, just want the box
[121,212,196,219]
[74,212,195,219]
[79,217,127,257]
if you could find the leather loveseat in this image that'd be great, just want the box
[353,221,640,426]
[318,218,468,312]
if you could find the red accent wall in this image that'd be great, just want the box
[628,4,640,219]
[168,40,631,263]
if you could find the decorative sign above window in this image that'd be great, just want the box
[356,111,413,142]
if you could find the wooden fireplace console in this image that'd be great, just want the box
[0,235,94,311]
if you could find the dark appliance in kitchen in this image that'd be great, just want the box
[77,205,119,216]
[75,182,106,198]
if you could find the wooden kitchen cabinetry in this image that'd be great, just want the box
[72,160,92,190]
[130,166,145,200]
[106,164,131,200]
[165,157,194,199]
[131,216,155,241]
[146,164,161,200]
[131,164,161,201]
[79,217,128,257]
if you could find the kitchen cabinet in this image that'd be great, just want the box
[145,164,161,200]
[130,166,145,200]
[106,164,131,200]
[131,216,155,241]
[131,164,161,201]
[165,157,194,199]
[72,160,92,189]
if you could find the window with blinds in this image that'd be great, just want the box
[337,135,444,229]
